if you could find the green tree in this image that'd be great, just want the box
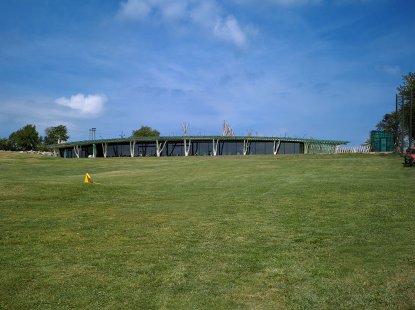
[44,125,69,145]
[397,72,415,98]
[0,138,11,150]
[374,72,415,151]
[397,72,415,145]
[132,126,160,137]
[9,124,41,151]
[376,111,400,132]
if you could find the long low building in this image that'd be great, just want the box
[53,136,348,158]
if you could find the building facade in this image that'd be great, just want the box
[54,136,348,158]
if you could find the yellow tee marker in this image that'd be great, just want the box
[84,173,94,184]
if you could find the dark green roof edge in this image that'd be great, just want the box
[52,136,349,148]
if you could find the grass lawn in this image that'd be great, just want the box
[0,151,415,309]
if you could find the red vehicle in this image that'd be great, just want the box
[404,146,415,167]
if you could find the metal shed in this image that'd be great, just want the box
[370,131,394,152]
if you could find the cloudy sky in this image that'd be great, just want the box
[1,0,414,144]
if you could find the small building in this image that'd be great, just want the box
[53,136,348,158]
[370,131,394,152]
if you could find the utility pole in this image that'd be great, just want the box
[400,94,405,154]
[395,94,399,153]
[89,128,96,140]
[410,89,413,147]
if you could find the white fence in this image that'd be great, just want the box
[335,145,371,154]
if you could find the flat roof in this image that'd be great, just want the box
[53,136,349,148]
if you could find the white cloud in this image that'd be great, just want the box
[160,2,188,20]
[190,1,220,28]
[233,0,321,6]
[269,0,321,5]
[117,0,251,47]
[55,94,106,116]
[118,0,189,20]
[0,97,80,138]
[334,0,380,4]
[214,16,247,47]
[118,0,151,20]
[375,64,401,75]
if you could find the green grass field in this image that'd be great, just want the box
[1,152,415,309]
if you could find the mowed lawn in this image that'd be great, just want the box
[0,152,414,309]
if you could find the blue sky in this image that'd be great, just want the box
[1,0,414,145]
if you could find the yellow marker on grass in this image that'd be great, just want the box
[84,173,94,184]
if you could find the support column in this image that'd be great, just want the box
[92,144,96,158]
[74,145,80,158]
[102,143,108,158]
[182,122,190,157]
[304,142,310,154]
[129,141,136,157]
[308,144,313,154]
[212,139,219,156]
[243,140,250,155]
[184,139,191,156]
[156,140,167,157]
[273,140,281,155]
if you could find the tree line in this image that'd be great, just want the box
[0,124,161,152]
[0,125,69,151]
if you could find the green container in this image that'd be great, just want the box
[370,131,394,152]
